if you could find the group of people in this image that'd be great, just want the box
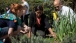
[0,0,76,43]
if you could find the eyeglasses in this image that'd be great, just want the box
[54,6,60,11]
[54,6,59,9]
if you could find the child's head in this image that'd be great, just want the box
[34,5,43,18]
[10,3,26,17]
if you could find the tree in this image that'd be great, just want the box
[63,0,76,11]
[0,0,21,13]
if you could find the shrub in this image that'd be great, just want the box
[11,34,54,43]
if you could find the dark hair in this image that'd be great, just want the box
[34,5,43,11]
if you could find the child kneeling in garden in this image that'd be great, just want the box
[0,3,28,43]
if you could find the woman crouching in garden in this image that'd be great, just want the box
[29,5,56,38]
[0,3,27,43]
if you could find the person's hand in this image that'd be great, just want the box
[51,32,56,38]
[56,18,59,22]
[8,28,13,36]
[24,27,29,33]
[48,28,56,38]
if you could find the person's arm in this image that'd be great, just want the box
[48,28,56,38]
[8,20,15,36]
[44,15,56,38]
[27,13,35,38]
[69,8,75,24]
[29,13,34,28]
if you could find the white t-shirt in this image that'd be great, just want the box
[22,1,29,15]
[58,6,76,23]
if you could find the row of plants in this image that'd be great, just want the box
[11,34,55,43]
[53,11,76,43]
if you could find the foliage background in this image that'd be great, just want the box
[0,0,76,13]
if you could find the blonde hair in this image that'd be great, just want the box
[10,3,25,16]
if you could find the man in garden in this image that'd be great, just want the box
[53,0,76,24]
